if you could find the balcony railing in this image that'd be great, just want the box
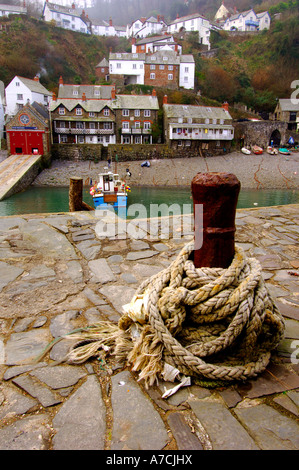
[54,127,114,135]
[122,128,152,134]
[245,20,259,27]
[171,129,234,141]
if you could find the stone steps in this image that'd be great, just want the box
[0,154,42,201]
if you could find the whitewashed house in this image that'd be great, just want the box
[92,18,126,37]
[223,9,270,31]
[127,16,167,39]
[109,52,146,86]
[42,1,92,34]
[0,2,27,17]
[179,55,195,90]
[163,100,234,153]
[131,35,182,55]
[5,76,52,118]
[167,13,211,49]
[256,11,271,30]
[0,80,6,144]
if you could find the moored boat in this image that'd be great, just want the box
[90,171,131,210]
[267,146,278,155]
[241,147,251,155]
[252,145,263,155]
[279,148,291,155]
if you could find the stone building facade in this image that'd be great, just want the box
[6,103,50,156]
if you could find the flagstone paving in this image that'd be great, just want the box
[0,204,299,450]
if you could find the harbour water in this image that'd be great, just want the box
[0,186,298,218]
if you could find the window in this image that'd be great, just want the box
[188,118,192,124]
[73,90,79,96]
[133,53,138,58]
[168,65,173,71]
[98,136,104,143]
[163,56,168,61]
[184,76,188,82]
[104,122,112,129]
[16,82,20,86]
[134,109,140,117]
[185,67,189,73]
[123,136,130,144]
[122,109,129,116]
[144,110,151,117]
[61,135,67,142]
[150,73,155,80]
[168,74,173,80]
[78,136,85,143]
[76,122,84,129]
[133,63,137,69]
[89,112,95,117]
[150,64,156,70]
[103,108,110,116]
[94,89,100,96]
[134,121,140,128]
[140,64,143,69]
[105,136,110,143]
[59,107,65,115]
[17,94,23,100]
[89,122,96,129]
[122,121,129,129]
[60,121,66,128]
[117,63,122,69]
[135,136,141,144]
[143,121,151,129]
[178,118,183,123]
[76,108,83,115]
[159,65,165,70]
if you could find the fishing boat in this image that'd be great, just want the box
[267,146,278,155]
[241,147,251,155]
[90,171,131,210]
[279,148,291,155]
[252,145,263,155]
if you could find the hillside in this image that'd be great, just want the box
[0,1,298,115]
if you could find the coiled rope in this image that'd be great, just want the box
[63,241,285,388]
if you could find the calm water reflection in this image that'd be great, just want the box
[0,186,298,218]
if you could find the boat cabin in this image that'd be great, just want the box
[97,172,123,193]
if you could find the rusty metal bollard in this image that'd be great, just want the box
[191,172,241,269]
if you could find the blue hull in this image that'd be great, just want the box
[93,194,127,209]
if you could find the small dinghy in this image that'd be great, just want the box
[241,147,251,155]
[279,148,291,155]
[252,145,263,155]
[267,146,278,155]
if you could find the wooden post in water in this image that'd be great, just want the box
[69,177,94,212]
[191,172,241,269]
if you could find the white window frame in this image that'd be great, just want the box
[150,73,155,80]
[134,109,140,117]
[59,107,65,115]
[122,109,129,116]
[168,74,173,80]
[122,121,130,129]
[76,108,83,115]
[144,110,151,117]
[143,121,151,129]
[103,108,110,116]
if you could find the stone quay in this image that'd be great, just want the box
[0,204,298,451]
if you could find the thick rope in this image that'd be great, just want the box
[63,242,285,388]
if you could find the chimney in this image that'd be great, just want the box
[33,75,39,82]
[109,17,112,26]
[234,6,237,13]
[131,37,136,45]
[222,102,229,112]
[59,76,64,86]
[111,86,116,100]
[72,3,75,9]
[82,93,87,102]
[82,9,85,16]
[175,44,178,52]
[177,13,179,19]
[163,95,168,105]
[157,15,160,22]
[141,17,146,23]
[152,89,156,96]
[52,92,57,101]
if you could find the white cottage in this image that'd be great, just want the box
[5,76,52,118]
[109,52,146,86]
[167,13,211,49]
[0,2,27,17]
[42,1,92,34]
[127,16,167,39]
[223,9,270,32]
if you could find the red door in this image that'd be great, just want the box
[8,131,44,155]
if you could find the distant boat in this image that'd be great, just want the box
[267,146,278,155]
[241,147,251,155]
[90,171,131,210]
[252,145,263,155]
[279,148,291,155]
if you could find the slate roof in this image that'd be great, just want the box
[16,77,52,96]
[168,13,207,25]
[109,52,146,61]
[145,50,194,64]
[163,104,232,121]
[0,4,27,13]
[111,94,159,111]
[96,58,109,68]
[135,35,173,45]
[57,84,113,100]
[278,99,299,112]
[50,98,114,114]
